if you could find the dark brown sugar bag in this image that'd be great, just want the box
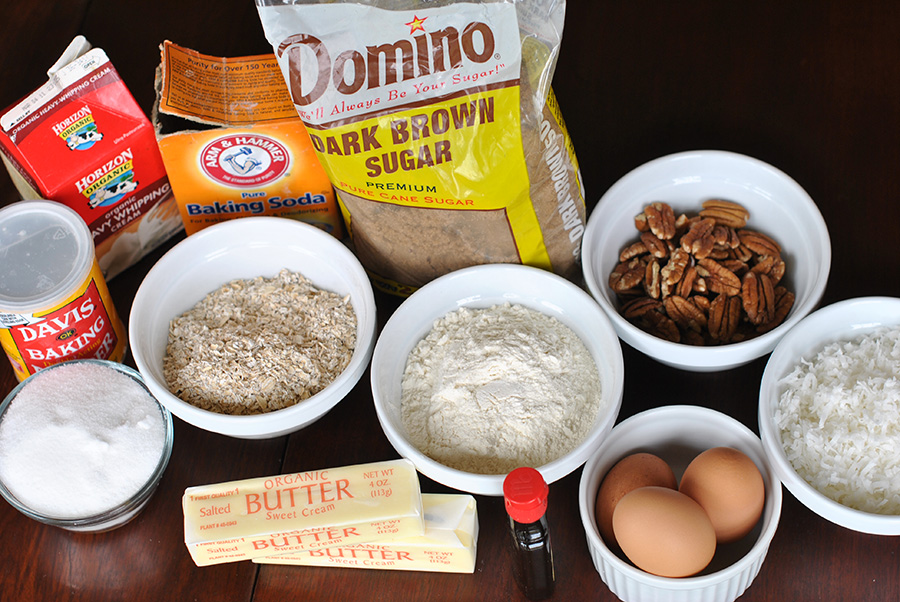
[257,0,585,295]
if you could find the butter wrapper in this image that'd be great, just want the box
[183,459,423,567]
[255,494,478,573]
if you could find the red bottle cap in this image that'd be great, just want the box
[503,467,549,524]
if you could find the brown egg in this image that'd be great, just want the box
[679,446,765,543]
[595,452,677,548]
[612,486,716,578]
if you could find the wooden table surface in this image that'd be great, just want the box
[2,1,899,601]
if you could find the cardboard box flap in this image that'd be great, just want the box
[156,41,298,130]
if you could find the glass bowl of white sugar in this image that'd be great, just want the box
[371,263,625,496]
[0,359,174,531]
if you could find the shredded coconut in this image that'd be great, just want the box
[401,303,603,475]
[775,326,900,514]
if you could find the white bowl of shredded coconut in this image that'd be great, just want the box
[130,217,377,439]
[371,263,625,496]
[759,296,900,535]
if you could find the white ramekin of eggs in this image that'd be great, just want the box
[579,405,782,602]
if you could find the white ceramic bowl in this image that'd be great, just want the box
[371,263,625,496]
[758,296,900,535]
[129,217,376,439]
[582,150,831,372]
[579,405,782,602]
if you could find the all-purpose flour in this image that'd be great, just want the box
[401,303,603,475]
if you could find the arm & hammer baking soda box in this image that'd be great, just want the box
[0,36,183,280]
[153,41,341,237]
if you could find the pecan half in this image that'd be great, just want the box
[661,248,691,286]
[751,254,785,285]
[619,240,649,262]
[739,230,781,256]
[721,259,749,279]
[640,311,680,343]
[699,199,750,228]
[643,202,677,240]
[712,225,742,248]
[664,295,707,333]
[609,257,645,293]
[621,297,662,319]
[693,294,711,312]
[758,273,776,324]
[708,293,742,342]
[676,265,699,298]
[733,244,754,263]
[681,218,716,259]
[696,258,742,296]
[741,271,776,325]
[756,287,795,333]
[644,258,661,299]
[640,231,670,258]
[634,212,649,232]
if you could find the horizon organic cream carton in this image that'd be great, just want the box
[182,459,424,567]
[153,41,342,237]
[0,37,183,280]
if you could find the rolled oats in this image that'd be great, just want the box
[163,269,357,415]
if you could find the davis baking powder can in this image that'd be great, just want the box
[0,200,127,381]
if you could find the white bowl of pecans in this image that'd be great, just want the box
[129,217,377,439]
[582,150,831,372]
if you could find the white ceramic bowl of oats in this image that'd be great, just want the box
[129,217,376,439]
[371,263,625,496]
[582,150,831,372]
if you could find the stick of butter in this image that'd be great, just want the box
[255,494,478,573]
[183,459,423,566]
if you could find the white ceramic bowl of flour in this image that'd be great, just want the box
[371,264,625,496]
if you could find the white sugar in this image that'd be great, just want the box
[0,362,167,518]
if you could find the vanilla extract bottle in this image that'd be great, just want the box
[503,467,556,600]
